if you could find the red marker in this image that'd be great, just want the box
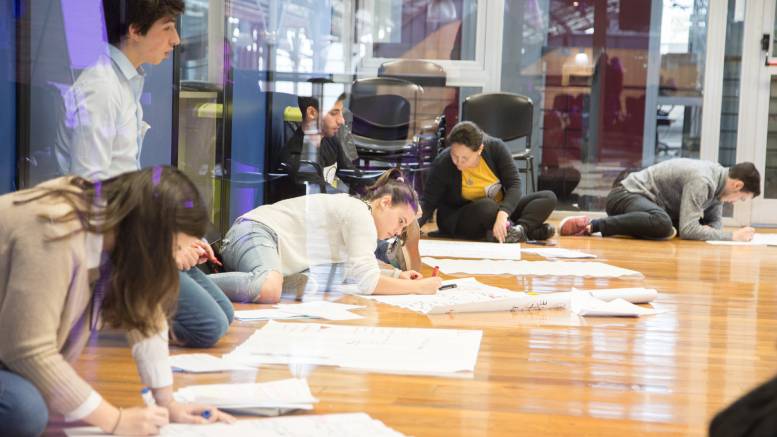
[432,266,439,277]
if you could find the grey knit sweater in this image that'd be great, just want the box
[620,158,732,240]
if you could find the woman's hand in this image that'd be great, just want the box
[175,245,200,271]
[413,277,442,294]
[167,401,236,425]
[191,240,221,266]
[399,270,423,280]
[112,406,169,436]
[492,211,510,243]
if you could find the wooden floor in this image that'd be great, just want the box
[46,235,777,436]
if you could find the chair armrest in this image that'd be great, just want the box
[512,150,532,160]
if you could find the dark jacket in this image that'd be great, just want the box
[278,127,355,185]
[419,135,521,226]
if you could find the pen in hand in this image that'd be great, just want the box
[438,284,457,291]
[142,387,212,420]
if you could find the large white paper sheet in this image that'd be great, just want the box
[174,378,316,410]
[235,301,364,321]
[169,354,254,373]
[362,280,658,315]
[224,321,482,377]
[64,413,406,437]
[522,247,597,259]
[569,291,663,317]
[362,278,545,314]
[571,287,658,304]
[422,258,643,278]
[706,233,777,246]
[419,239,521,260]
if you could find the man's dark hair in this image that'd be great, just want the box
[102,0,185,45]
[729,162,761,197]
[447,121,484,151]
[297,96,319,117]
[335,92,348,106]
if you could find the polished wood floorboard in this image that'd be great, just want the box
[45,235,777,436]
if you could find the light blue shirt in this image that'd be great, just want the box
[56,45,148,180]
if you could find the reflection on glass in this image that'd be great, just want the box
[502,0,708,211]
[764,77,777,199]
[718,0,745,217]
[356,0,477,61]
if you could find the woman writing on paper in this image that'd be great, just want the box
[209,175,442,303]
[419,121,557,243]
[370,169,423,272]
[0,167,233,436]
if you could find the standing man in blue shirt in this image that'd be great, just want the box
[56,0,233,348]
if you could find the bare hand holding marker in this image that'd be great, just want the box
[400,270,423,280]
[415,277,443,294]
[192,240,222,266]
[492,211,510,243]
[142,387,235,426]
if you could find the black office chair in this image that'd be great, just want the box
[350,77,423,165]
[461,92,537,193]
[378,60,452,165]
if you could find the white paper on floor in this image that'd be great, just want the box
[419,239,521,260]
[422,258,643,278]
[169,353,254,373]
[570,287,658,304]
[173,378,316,411]
[522,247,597,259]
[223,321,482,377]
[706,233,777,246]
[361,277,555,314]
[362,279,658,315]
[235,301,365,321]
[64,413,406,437]
[569,290,663,317]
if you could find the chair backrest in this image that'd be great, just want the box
[378,60,446,87]
[350,77,421,141]
[461,92,533,145]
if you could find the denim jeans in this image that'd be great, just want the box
[208,220,282,303]
[172,267,234,348]
[0,370,48,436]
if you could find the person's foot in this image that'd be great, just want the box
[529,223,556,241]
[559,215,592,236]
[282,272,319,300]
[504,224,528,243]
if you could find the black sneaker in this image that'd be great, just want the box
[529,223,556,241]
[504,224,528,243]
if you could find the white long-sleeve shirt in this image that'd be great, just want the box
[240,194,381,294]
[56,45,148,180]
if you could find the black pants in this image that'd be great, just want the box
[437,190,557,240]
[596,185,674,239]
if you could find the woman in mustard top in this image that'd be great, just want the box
[419,121,557,243]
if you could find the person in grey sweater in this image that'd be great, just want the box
[558,159,760,241]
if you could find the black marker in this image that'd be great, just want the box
[438,284,458,290]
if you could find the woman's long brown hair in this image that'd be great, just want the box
[14,166,208,336]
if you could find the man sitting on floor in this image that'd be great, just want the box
[559,158,760,241]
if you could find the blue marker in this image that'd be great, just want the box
[141,387,156,406]
[201,410,211,420]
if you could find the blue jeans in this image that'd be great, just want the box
[0,370,48,436]
[172,268,234,348]
[209,220,282,303]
